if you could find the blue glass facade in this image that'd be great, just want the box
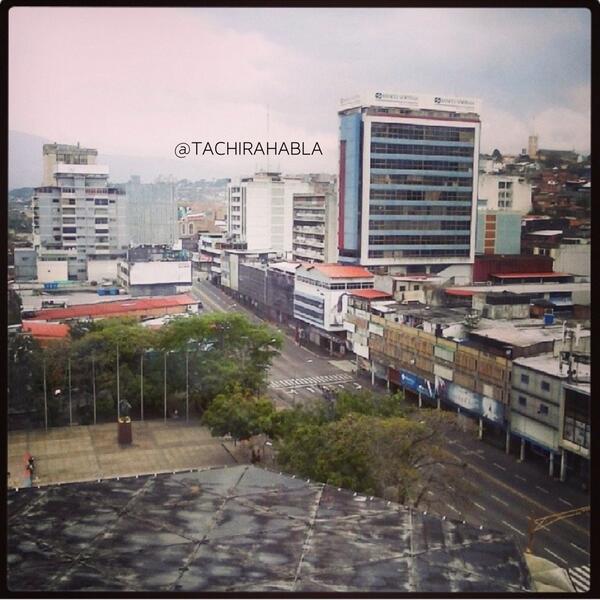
[367,121,476,260]
[339,113,362,257]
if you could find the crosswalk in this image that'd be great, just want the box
[270,373,355,389]
[568,565,590,593]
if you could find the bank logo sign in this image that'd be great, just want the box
[340,91,481,114]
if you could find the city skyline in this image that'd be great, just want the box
[9,7,591,183]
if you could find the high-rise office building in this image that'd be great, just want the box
[33,144,128,281]
[122,176,178,246]
[338,91,481,278]
[227,172,313,254]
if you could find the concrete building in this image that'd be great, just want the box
[42,143,98,186]
[510,353,589,481]
[122,176,178,246]
[221,248,279,293]
[475,210,521,255]
[198,234,247,284]
[13,247,37,281]
[33,146,128,282]
[294,264,374,354]
[528,135,538,159]
[227,172,313,254]
[292,192,338,263]
[478,174,532,214]
[118,246,192,297]
[337,91,481,278]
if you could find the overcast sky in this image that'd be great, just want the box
[9,7,591,179]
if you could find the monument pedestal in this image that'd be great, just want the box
[118,417,132,445]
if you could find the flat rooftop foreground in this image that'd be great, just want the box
[7,465,532,593]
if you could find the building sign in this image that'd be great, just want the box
[442,382,505,423]
[340,91,481,115]
[398,369,435,399]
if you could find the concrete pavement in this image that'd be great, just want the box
[7,420,247,489]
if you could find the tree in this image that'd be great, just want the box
[491,148,503,162]
[8,289,22,325]
[274,390,475,507]
[202,385,278,442]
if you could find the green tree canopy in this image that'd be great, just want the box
[202,385,278,442]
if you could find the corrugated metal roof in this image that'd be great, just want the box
[306,264,374,279]
[31,294,196,321]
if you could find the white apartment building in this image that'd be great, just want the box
[292,192,338,264]
[33,146,128,282]
[478,173,532,214]
[227,172,313,254]
[294,264,375,332]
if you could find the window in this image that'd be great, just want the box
[520,373,529,385]
[413,285,420,291]
[538,404,549,415]
[518,396,527,407]
[541,380,550,392]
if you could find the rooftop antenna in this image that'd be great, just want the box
[266,104,270,173]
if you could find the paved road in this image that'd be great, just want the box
[190,279,590,571]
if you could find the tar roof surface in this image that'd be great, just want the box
[8,465,531,593]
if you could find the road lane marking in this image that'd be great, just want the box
[544,548,567,564]
[473,502,487,512]
[447,503,460,514]
[501,520,524,536]
[570,542,590,556]
[490,495,509,507]
[493,463,507,471]
[427,491,434,496]
[559,497,573,507]
[446,451,589,536]
[306,387,315,393]
[515,474,527,482]
[447,484,455,491]
[536,485,550,494]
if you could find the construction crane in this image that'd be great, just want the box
[526,506,590,553]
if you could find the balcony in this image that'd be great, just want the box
[294,212,324,222]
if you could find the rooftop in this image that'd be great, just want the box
[348,289,392,300]
[470,325,589,348]
[21,321,70,340]
[304,264,374,279]
[490,272,571,279]
[513,353,590,381]
[7,465,531,593]
[26,294,196,322]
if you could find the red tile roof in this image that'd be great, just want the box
[21,321,70,339]
[349,289,392,300]
[490,272,569,279]
[305,264,374,279]
[31,294,196,321]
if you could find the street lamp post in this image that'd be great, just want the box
[43,355,48,432]
[140,352,144,422]
[185,348,189,423]
[116,342,121,420]
[68,356,72,426]
[163,351,167,423]
[92,354,97,425]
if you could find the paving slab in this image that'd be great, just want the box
[8,420,241,489]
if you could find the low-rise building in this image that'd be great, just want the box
[478,174,532,214]
[25,294,198,323]
[118,246,192,297]
[510,353,589,481]
[475,210,522,255]
[294,264,374,354]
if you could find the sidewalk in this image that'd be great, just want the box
[8,420,243,489]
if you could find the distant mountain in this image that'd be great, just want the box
[9,131,49,189]
[8,130,222,190]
